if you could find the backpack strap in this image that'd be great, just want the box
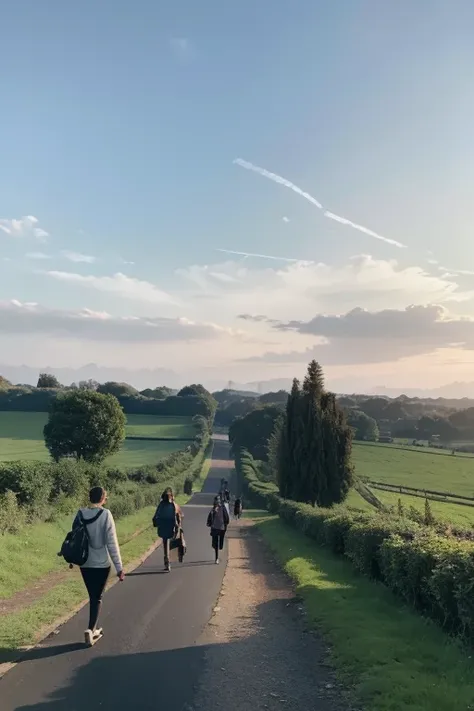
[83,509,105,526]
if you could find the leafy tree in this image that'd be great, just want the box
[0,376,12,390]
[347,410,379,441]
[358,397,389,421]
[140,386,173,399]
[229,406,282,461]
[78,379,99,391]
[44,390,126,463]
[37,373,62,389]
[178,384,217,426]
[97,381,139,398]
[276,361,353,507]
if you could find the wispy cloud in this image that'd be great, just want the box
[0,216,49,242]
[46,270,176,305]
[282,216,290,223]
[439,265,474,277]
[26,251,51,260]
[216,248,311,264]
[234,158,405,249]
[61,250,96,264]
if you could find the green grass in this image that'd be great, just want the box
[0,411,193,465]
[0,506,158,658]
[353,441,474,498]
[257,515,474,711]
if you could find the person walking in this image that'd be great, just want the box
[234,496,243,520]
[73,486,124,647]
[153,489,179,572]
[207,495,230,564]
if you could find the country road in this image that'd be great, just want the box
[1,437,234,711]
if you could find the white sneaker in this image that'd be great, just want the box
[84,629,93,646]
[215,558,219,565]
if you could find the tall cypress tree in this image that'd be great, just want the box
[276,361,353,507]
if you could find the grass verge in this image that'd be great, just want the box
[256,514,474,711]
[0,505,158,660]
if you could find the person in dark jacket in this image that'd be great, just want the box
[234,496,243,520]
[207,496,230,564]
[154,490,178,572]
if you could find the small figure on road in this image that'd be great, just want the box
[234,496,243,520]
[153,489,180,571]
[207,495,230,565]
[72,486,124,647]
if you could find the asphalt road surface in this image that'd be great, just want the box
[2,438,234,711]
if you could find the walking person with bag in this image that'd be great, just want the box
[153,489,180,572]
[61,486,124,647]
[207,495,230,565]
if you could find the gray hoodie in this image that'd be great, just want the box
[73,507,123,573]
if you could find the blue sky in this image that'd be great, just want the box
[2,1,474,391]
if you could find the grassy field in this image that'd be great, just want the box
[257,514,474,711]
[0,412,194,466]
[353,441,474,498]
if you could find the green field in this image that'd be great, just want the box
[353,441,474,498]
[351,442,474,526]
[0,411,194,466]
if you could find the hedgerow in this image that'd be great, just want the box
[236,448,474,642]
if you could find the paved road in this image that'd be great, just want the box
[2,438,233,711]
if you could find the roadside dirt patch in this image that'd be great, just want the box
[193,520,352,711]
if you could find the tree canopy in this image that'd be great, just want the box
[37,373,62,389]
[43,390,126,463]
[97,381,139,398]
[229,406,282,461]
[346,409,379,441]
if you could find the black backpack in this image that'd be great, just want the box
[58,509,104,566]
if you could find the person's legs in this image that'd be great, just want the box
[80,567,110,632]
[162,538,171,570]
[211,531,219,561]
[219,531,226,551]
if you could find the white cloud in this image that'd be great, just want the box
[61,250,96,264]
[0,216,49,242]
[177,254,471,324]
[26,252,51,260]
[46,270,176,305]
[282,216,290,223]
[234,158,405,248]
[0,300,230,343]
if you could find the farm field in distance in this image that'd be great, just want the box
[0,411,195,466]
[352,441,474,526]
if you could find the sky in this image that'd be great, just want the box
[2,0,474,393]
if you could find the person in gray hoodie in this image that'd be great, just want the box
[73,486,124,646]
[207,495,230,564]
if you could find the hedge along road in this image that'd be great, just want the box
[1,436,234,711]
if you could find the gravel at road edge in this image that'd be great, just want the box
[191,519,352,711]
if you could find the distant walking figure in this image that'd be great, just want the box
[207,495,230,564]
[153,489,179,571]
[234,496,243,520]
[73,487,124,647]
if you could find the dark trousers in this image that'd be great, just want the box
[211,529,226,559]
[80,567,110,631]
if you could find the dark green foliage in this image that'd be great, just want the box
[228,406,282,461]
[178,384,217,426]
[346,409,379,441]
[97,381,139,397]
[44,390,126,463]
[236,448,474,642]
[37,373,62,389]
[184,476,193,495]
[277,362,353,508]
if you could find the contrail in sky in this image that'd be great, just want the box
[234,158,406,249]
[234,158,323,209]
[217,248,312,264]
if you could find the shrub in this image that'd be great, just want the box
[0,490,26,534]
[184,477,193,495]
